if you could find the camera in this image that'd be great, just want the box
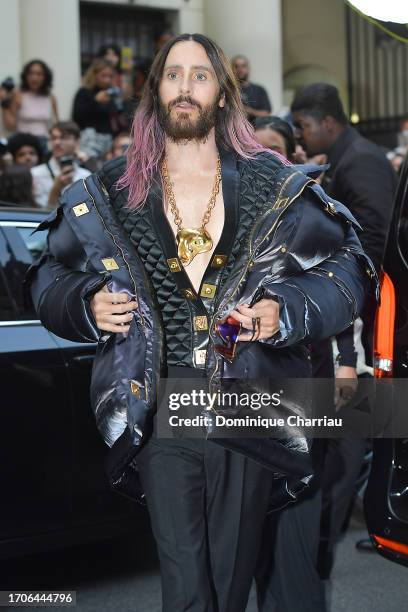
[1,77,15,93]
[106,87,124,112]
[0,77,15,109]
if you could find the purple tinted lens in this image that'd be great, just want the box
[216,320,241,344]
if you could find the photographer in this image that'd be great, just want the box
[72,58,124,158]
[96,43,124,90]
[31,121,90,208]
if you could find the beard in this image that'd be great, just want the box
[158,95,219,143]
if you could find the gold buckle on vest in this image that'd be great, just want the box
[182,288,197,300]
[167,258,182,273]
[194,316,208,331]
[211,254,227,268]
[200,284,216,299]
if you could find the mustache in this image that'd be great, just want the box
[168,96,202,111]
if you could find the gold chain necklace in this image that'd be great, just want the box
[160,155,222,266]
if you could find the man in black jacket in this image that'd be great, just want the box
[28,41,374,612]
[292,83,395,278]
[291,83,396,578]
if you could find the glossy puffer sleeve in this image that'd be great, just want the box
[25,207,109,343]
[259,226,377,348]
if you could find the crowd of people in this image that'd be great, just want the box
[0,42,277,208]
[1,43,404,212]
[0,48,137,207]
[1,32,404,612]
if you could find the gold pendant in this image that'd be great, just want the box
[177,227,213,266]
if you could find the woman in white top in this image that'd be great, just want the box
[2,59,59,152]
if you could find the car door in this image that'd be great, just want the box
[0,220,74,542]
[5,219,139,525]
[364,158,408,566]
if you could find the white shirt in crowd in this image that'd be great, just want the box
[31,156,91,208]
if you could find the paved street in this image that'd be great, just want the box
[2,514,408,612]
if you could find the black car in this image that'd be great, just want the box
[364,157,408,567]
[0,206,148,559]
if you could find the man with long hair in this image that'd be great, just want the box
[28,34,375,611]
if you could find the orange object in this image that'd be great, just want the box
[374,271,396,378]
[373,534,408,557]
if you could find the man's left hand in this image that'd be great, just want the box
[229,299,280,342]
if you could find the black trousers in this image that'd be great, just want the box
[256,487,326,612]
[255,439,328,612]
[254,344,332,611]
[135,433,274,612]
[320,437,367,553]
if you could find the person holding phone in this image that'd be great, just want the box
[31,121,90,208]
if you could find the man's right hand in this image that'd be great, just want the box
[90,285,138,333]
[95,90,111,104]
[48,167,75,206]
[56,166,75,189]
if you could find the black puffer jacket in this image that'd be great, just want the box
[26,150,377,507]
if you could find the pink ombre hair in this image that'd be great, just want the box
[116,33,290,209]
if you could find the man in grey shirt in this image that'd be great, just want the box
[31,120,90,208]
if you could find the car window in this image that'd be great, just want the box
[396,157,408,270]
[0,233,18,320]
[0,222,48,322]
[15,227,47,262]
[398,206,408,268]
[0,268,16,321]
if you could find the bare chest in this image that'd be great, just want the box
[164,187,224,294]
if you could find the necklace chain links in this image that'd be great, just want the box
[160,155,222,231]
[159,155,222,266]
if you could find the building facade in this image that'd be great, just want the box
[1,0,406,145]
[0,0,282,123]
